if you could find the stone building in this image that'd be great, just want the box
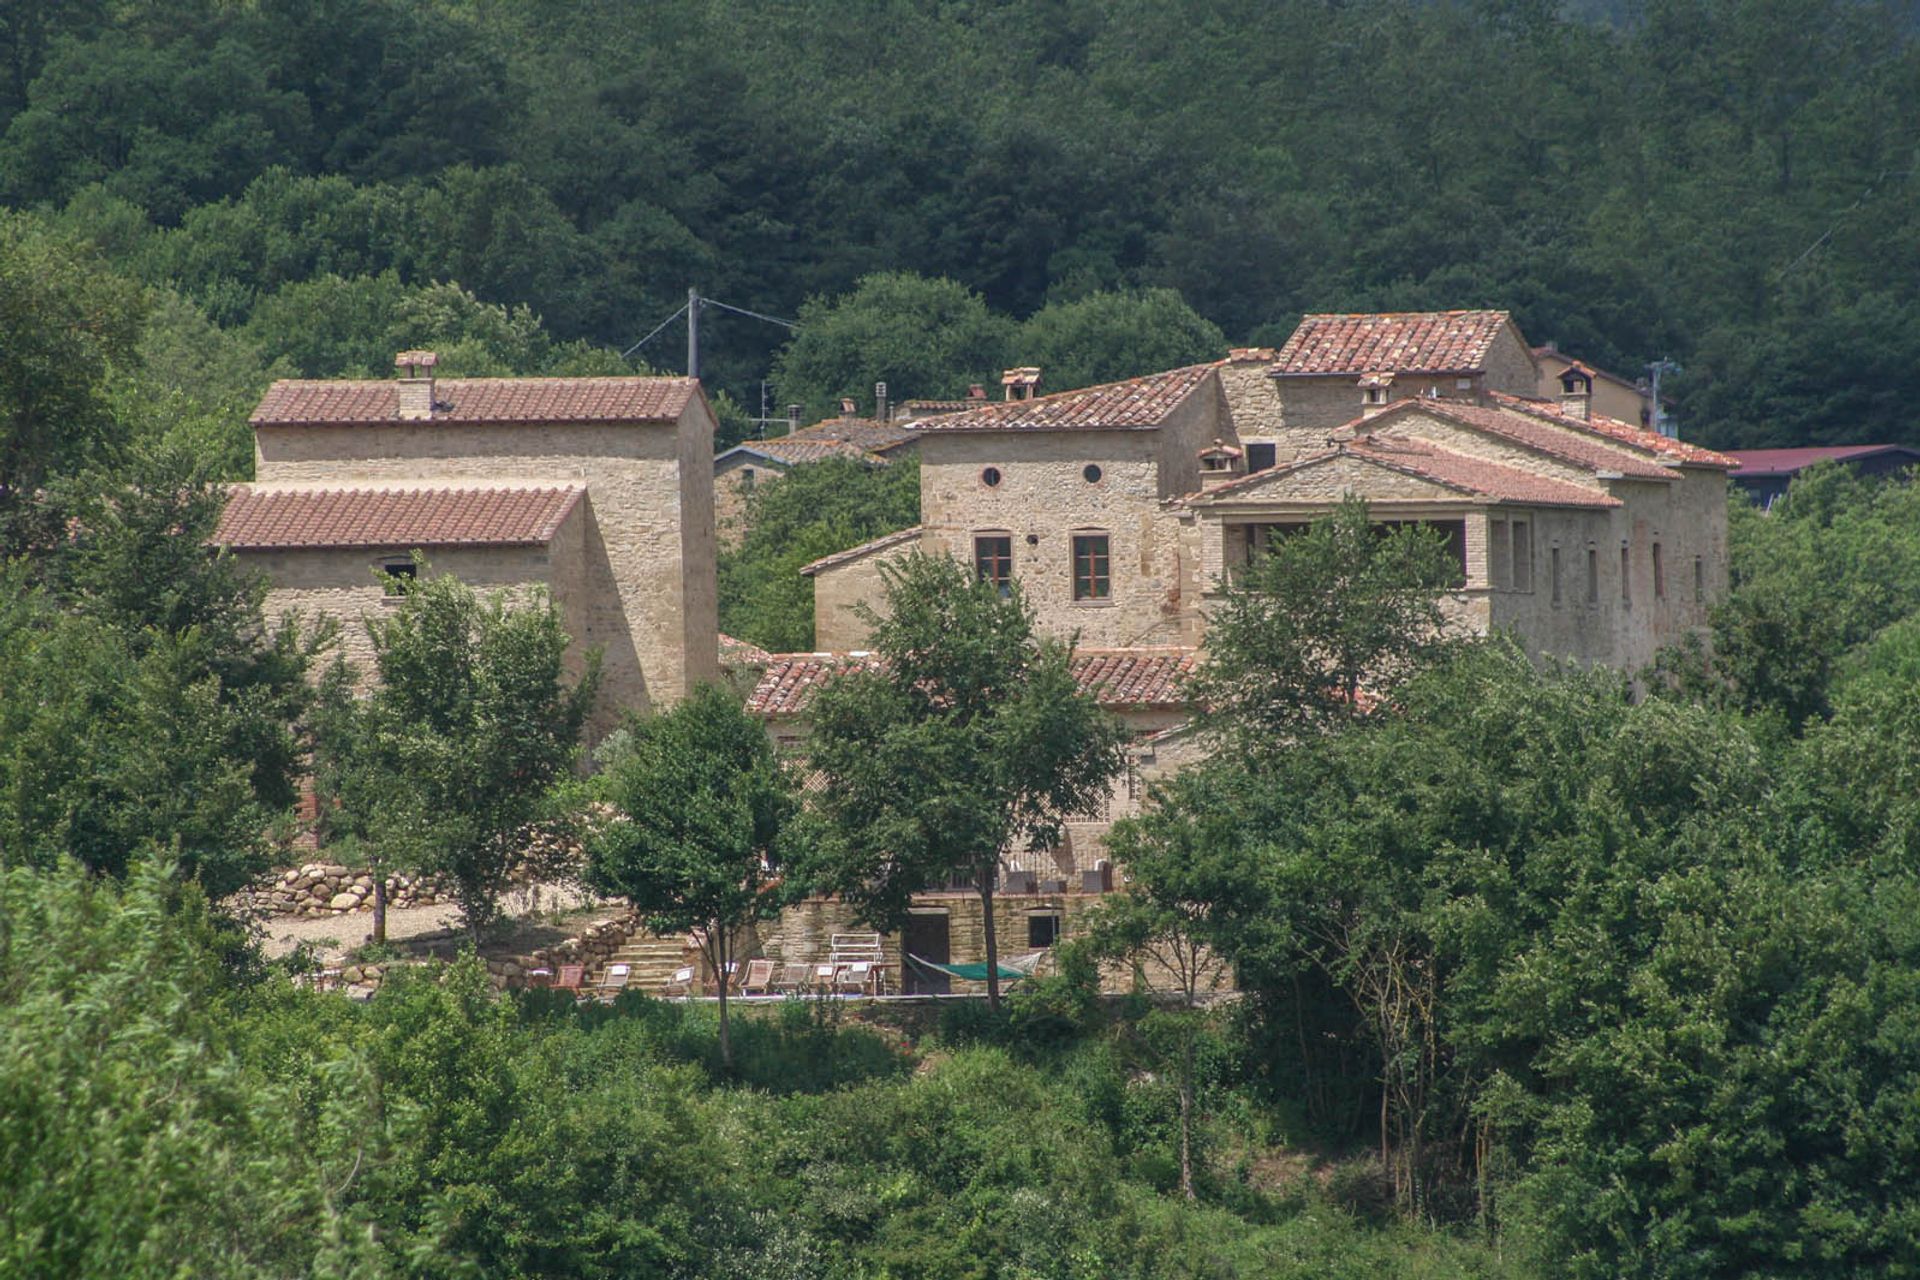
[215,352,721,738]
[805,310,1736,674]
[1531,343,1667,432]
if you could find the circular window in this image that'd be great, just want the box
[1083,464,1103,484]
[981,466,1002,488]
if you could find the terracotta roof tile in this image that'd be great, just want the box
[1346,438,1620,507]
[1381,399,1673,479]
[1488,392,1736,467]
[799,526,921,577]
[215,485,583,550]
[250,377,700,427]
[718,633,776,668]
[782,417,920,454]
[722,439,881,467]
[1194,439,1619,509]
[908,364,1217,433]
[1273,311,1515,376]
[744,648,1197,717]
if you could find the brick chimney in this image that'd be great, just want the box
[1001,367,1041,401]
[967,384,988,401]
[1558,364,1594,421]
[394,350,438,420]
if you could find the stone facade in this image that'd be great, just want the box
[229,369,720,737]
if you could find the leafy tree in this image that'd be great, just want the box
[804,553,1128,1008]
[0,212,145,559]
[341,565,599,939]
[773,273,1016,423]
[1018,288,1225,391]
[1186,496,1460,755]
[584,684,803,1069]
[717,454,921,652]
[0,857,388,1279]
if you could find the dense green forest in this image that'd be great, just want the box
[5,0,1920,448]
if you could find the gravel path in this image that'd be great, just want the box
[254,881,604,962]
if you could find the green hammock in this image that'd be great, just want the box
[907,953,1044,983]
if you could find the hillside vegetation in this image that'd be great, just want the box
[4,0,1919,448]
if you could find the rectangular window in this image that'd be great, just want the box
[1621,545,1632,604]
[1652,542,1665,599]
[379,559,417,597]
[973,534,1013,595]
[1694,556,1705,603]
[1028,914,1062,949]
[1246,441,1277,473]
[1511,519,1533,592]
[1072,533,1111,601]
[1550,547,1562,605]
[1490,518,1510,588]
[1587,547,1599,604]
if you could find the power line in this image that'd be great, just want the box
[621,302,690,360]
[700,297,797,329]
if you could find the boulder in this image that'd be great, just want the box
[329,891,360,911]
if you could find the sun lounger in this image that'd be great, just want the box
[741,958,775,995]
[554,964,585,994]
[592,963,631,1001]
[662,965,695,997]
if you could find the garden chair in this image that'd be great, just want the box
[553,964,585,995]
[773,962,811,994]
[834,961,873,996]
[592,963,631,1001]
[740,958,776,995]
[662,965,695,998]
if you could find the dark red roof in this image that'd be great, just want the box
[1273,311,1515,376]
[215,485,583,550]
[745,648,1197,717]
[908,364,1217,433]
[250,377,700,427]
[1725,446,1920,476]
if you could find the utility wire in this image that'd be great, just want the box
[621,302,690,359]
[701,297,797,329]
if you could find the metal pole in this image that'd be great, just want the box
[687,286,700,380]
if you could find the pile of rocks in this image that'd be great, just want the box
[243,863,450,917]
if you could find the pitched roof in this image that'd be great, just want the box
[718,438,882,469]
[215,485,584,550]
[744,648,1198,717]
[1193,438,1619,509]
[1273,311,1516,376]
[1346,438,1620,507]
[1487,392,1736,467]
[250,377,700,427]
[907,364,1217,433]
[798,526,922,577]
[782,416,920,454]
[1725,445,1920,476]
[718,633,775,668]
[1383,398,1673,479]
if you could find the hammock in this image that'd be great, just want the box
[906,951,1047,983]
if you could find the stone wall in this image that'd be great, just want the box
[918,430,1193,647]
[238,862,454,916]
[252,402,718,722]
[811,533,915,650]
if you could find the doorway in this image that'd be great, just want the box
[903,912,950,995]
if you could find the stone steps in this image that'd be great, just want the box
[600,934,694,994]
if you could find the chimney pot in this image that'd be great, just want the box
[968,384,987,400]
[839,396,857,417]
[875,381,889,423]
[1001,367,1042,401]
